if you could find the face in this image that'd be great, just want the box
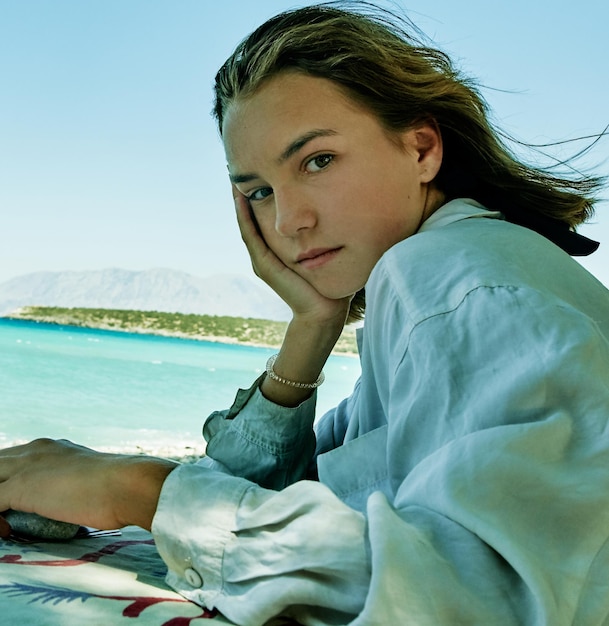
[223,72,443,299]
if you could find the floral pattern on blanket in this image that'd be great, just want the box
[0,526,228,625]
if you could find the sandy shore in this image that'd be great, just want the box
[3,440,208,464]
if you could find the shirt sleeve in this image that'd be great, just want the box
[152,464,371,626]
[201,375,319,489]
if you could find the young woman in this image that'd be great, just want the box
[1,4,609,625]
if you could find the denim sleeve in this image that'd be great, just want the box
[202,375,318,490]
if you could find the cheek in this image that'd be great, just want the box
[252,212,290,257]
[252,210,275,240]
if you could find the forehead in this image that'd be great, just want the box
[222,72,371,167]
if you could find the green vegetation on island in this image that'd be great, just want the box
[6,306,358,355]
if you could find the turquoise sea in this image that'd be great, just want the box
[0,319,361,456]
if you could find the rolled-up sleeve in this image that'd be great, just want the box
[202,376,318,489]
[152,464,370,626]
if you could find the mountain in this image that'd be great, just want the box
[0,268,291,321]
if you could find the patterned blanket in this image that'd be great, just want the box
[0,526,234,625]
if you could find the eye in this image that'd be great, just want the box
[305,154,334,173]
[247,187,273,202]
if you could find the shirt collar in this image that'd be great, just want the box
[418,197,599,256]
[418,198,502,234]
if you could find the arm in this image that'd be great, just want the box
[197,190,356,489]
[153,282,609,626]
[0,439,177,532]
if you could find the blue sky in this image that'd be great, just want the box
[1,0,608,287]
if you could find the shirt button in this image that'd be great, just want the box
[184,567,203,588]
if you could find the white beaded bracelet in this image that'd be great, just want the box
[265,354,325,389]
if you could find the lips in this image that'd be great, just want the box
[296,247,342,269]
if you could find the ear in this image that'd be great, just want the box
[402,120,443,184]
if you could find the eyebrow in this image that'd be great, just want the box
[229,128,338,185]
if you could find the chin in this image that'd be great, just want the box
[317,283,364,301]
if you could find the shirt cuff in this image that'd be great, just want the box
[204,375,317,449]
[202,379,318,489]
[151,463,252,610]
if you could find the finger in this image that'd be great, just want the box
[230,185,320,311]
[231,184,249,219]
[232,186,280,278]
[232,186,264,244]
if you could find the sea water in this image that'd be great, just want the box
[0,319,361,455]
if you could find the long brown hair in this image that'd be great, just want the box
[214,2,605,321]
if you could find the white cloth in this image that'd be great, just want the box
[152,199,609,625]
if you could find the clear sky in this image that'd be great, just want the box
[1,0,608,287]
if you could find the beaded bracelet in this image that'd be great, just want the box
[265,354,325,389]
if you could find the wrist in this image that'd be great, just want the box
[258,315,343,407]
[291,305,349,331]
[265,353,325,389]
[113,456,178,530]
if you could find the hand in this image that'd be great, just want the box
[234,187,353,407]
[233,187,351,326]
[0,439,178,532]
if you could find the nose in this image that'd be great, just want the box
[273,186,317,237]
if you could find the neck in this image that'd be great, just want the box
[419,183,446,229]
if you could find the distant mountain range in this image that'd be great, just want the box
[0,268,291,321]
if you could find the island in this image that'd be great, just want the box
[5,306,358,355]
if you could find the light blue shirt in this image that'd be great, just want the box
[152,199,609,625]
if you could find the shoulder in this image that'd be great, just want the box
[367,202,601,327]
